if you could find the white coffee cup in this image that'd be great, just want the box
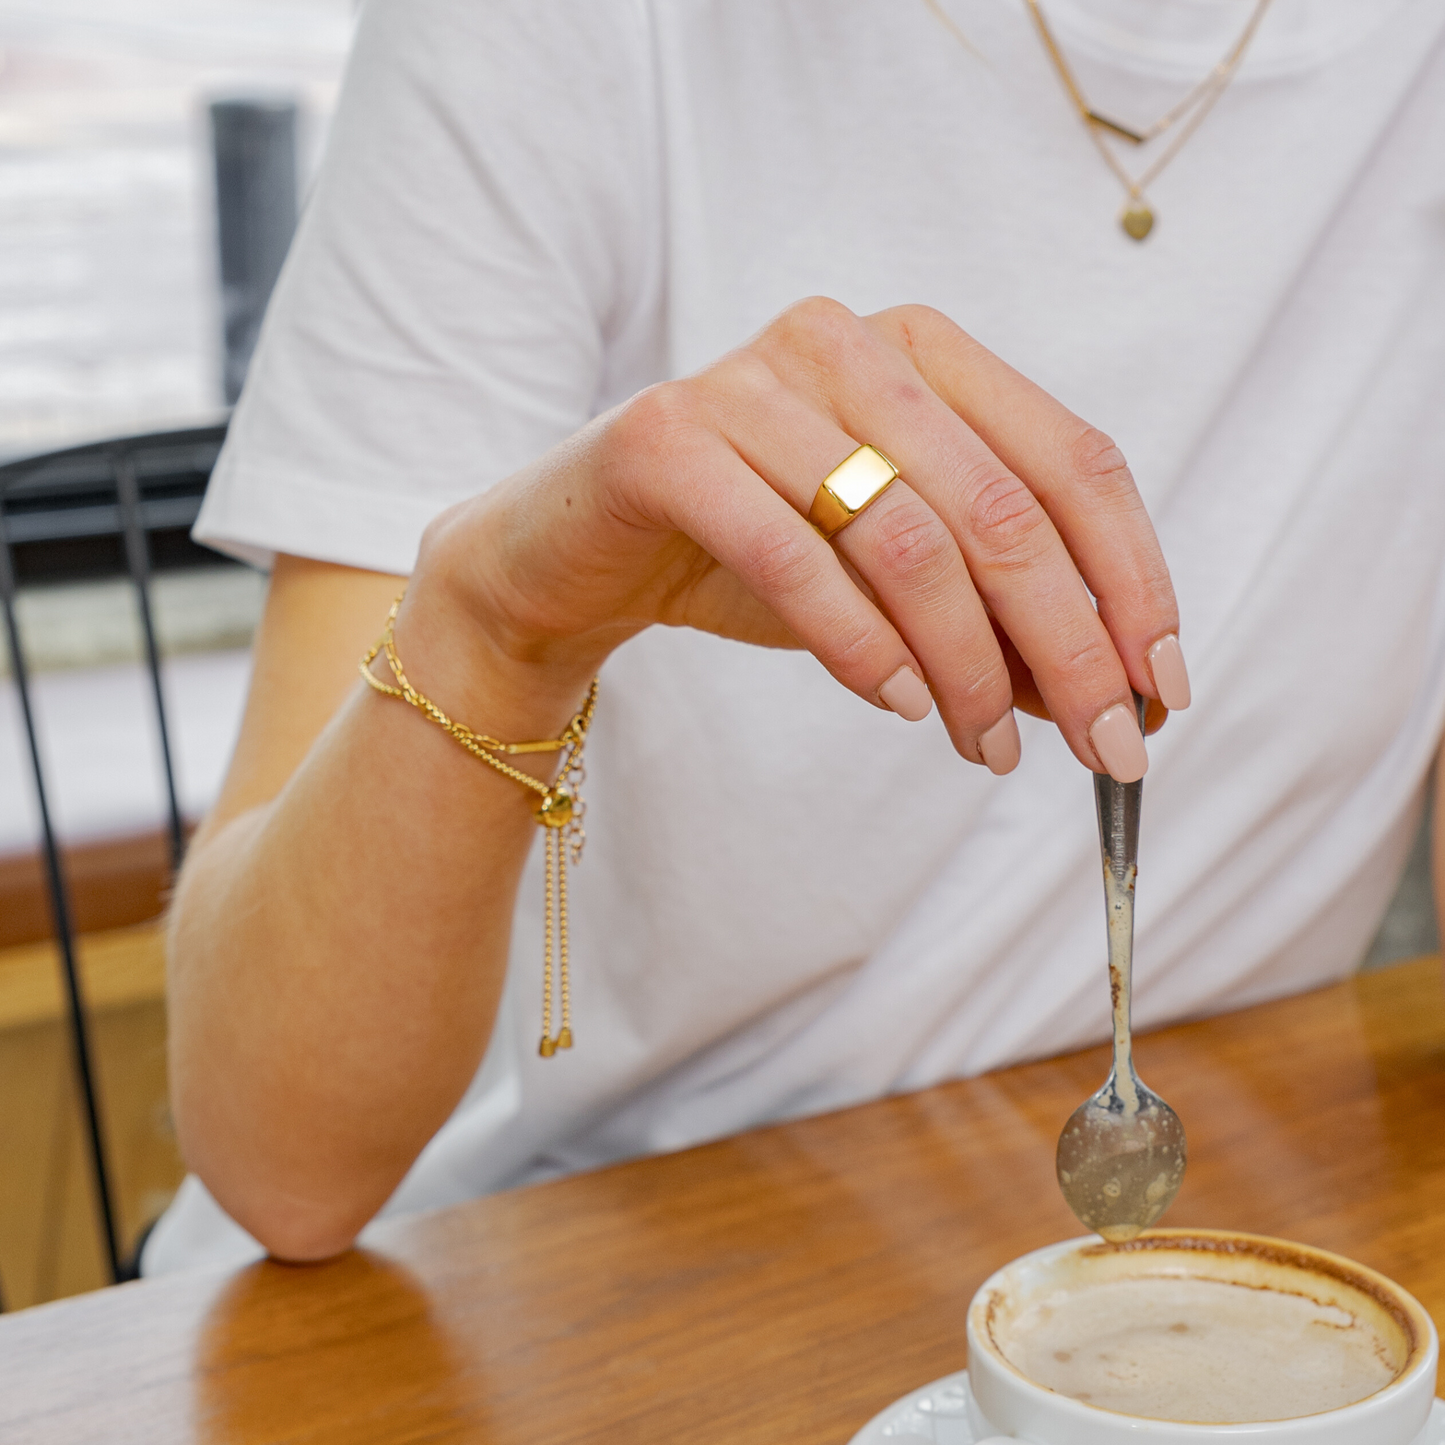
[965,1229,1439,1444]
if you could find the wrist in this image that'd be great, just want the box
[393,532,603,749]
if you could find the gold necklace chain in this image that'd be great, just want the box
[921,0,991,65]
[1023,0,1275,239]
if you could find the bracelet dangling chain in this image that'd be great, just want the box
[360,594,599,1057]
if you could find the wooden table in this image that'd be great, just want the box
[3,958,1443,1444]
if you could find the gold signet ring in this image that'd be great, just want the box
[807,445,899,539]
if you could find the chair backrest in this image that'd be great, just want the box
[0,422,228,1288]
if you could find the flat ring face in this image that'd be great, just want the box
[807,444,899,538]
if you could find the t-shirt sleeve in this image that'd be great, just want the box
[193,0,661,573]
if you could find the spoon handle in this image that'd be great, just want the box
[1093,691,1146,884]
[1095,691,1146,1096]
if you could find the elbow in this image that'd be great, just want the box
[199,1161,375,1264]
[174,1105,382,1265]
[245,1210,363,1266]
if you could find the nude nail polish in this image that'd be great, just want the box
[978,711,1021,775]
[1090,703,1148,782]
[879,666,933,722]
[1147,634,1192,711]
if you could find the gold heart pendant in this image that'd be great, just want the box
[1121,202,1155,241]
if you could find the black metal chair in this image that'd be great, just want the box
[0,423,229,1292]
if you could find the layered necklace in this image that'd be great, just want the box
[924,0,1276,240]
[1024,0,1276,239]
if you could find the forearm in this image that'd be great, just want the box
[168,586,591,1259]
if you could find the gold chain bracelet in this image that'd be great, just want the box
[360,594,598,1057]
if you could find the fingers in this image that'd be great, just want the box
[991,622,1050,722]
[838,483,1020,766]
[752,299,1159,778]
[866,304,1188,711]
[614,296,1182,783]
[991,626,1168,732]
[698,352,1019,768]
[615,395,927,719]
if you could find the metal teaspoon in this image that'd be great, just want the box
[1056,692,1186,1242]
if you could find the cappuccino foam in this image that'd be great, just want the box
[994,1275,1398,1423]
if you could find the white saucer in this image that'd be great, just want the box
[848,1374,1445,1444]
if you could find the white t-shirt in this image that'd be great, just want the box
[148,0,1445,1274]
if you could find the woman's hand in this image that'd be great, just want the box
[408,298,1188,784]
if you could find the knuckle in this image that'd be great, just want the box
[742,520,819,596]
[1052,629,1118,695]
[869,502,957,585]
[1067,424,1137,505]
[894,302,948,328]
[874,303,974,360]
[715,349,779,409]
[965,470,1049,568]
[789,293,858,330]
[971,655,1015,711]
[888,302,948,348]
[824,608,892,685]
[772,295,863,358]
[937,650,1014,755]
[1065,423,1177,603]
[952,663,1013,723]
[610,381,701,463]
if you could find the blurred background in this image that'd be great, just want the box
[0,0,1435,1315]
[0,0,351,1309]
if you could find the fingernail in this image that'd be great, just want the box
[1090,703,1148,782]
[879,665,933,722]
[1147,634,1191,711]
[978,711,1021,775]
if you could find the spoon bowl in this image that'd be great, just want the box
[1056,1069,1186,1241]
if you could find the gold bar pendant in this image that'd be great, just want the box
[1086,110,1147,145]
